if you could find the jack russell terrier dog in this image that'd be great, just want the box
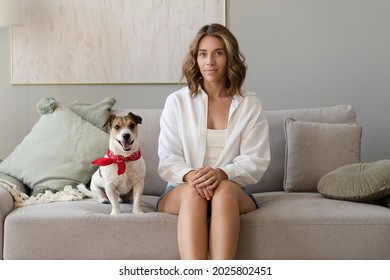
[90,112,145,215]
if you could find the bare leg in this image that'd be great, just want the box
[158,184,209,259]
[209,181,256,259]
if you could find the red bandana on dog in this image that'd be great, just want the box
[91,149,141,175]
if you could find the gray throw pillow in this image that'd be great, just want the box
[283,118,362,192]
[318,160,390,202]
[253,105,357,193]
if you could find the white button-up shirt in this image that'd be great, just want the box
[158,87,270,187]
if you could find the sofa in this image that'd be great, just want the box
[0,101,389,260]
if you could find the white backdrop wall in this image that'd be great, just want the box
[0,0,389,161]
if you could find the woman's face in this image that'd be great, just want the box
[197,35,228,86]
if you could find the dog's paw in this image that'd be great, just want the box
[132,207,144,214]
[110,210,121,215]
[98,198,109,204]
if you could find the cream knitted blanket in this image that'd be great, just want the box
[0,179,91,207]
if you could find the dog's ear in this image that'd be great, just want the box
[105,114,117,129]
[128,112,142,124]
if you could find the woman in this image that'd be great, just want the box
[157,23,270,259]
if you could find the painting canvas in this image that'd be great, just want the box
[11,0,225,84]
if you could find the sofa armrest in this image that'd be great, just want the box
[0,172,24,259]
[0,187,14,260]
[0,186,14,218]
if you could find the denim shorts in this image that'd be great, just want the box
[156,184,259,211]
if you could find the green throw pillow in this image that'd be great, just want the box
[0,105,109,196]
[318,160,390,202]
[66,97,116,130]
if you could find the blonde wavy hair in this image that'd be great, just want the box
[181,23,247,97]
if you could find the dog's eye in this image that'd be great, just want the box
[114,125,120,130]
[130,124,136,129]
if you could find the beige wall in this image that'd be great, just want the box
[1,0,389,161]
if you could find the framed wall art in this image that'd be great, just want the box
[11,0,226,84]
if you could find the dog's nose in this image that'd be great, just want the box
[122,133,130,141]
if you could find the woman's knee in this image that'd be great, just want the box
[211,181,256,213]
[181,183,208,203]
[212,181,240,205]
[161,183,208,212]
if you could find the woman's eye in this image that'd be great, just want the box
[198,52,206,57]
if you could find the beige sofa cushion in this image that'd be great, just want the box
[283,118,362,192]
[252,105,358,193]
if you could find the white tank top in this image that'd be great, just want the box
[203,129,227,167]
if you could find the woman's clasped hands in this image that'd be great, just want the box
[188,167,228,200]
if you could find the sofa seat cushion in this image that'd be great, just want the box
[237,192,390,259]
[3,196,179,260]
[4,192,390,260]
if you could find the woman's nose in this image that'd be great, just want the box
[206,55,215,65]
